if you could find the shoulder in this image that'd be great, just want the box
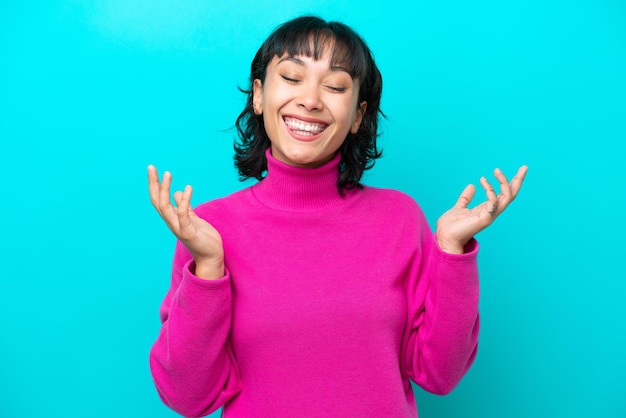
[350,185,430,230]
[348,186,433,243]
[359,186,424,214]
[193,185,254,219]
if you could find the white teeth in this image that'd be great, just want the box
[284,117,326,134]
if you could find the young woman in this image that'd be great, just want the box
[147,16,527,417]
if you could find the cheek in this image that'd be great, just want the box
[262,109,283,141]
[263,112,275,132]
[341,106,359,128]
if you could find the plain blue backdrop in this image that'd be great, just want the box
[1,1,625,417]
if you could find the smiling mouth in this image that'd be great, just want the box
[283,117,328,136]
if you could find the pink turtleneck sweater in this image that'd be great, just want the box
[150,151,480,417]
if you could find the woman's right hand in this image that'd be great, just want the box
[148,165,225,280]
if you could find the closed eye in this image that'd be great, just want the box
[281,75,300,83]
[326,86,347,93]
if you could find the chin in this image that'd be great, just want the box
[290,155,318,166]
[290,153,328,168]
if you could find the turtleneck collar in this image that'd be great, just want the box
[252,148,350,212]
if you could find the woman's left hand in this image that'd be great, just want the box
[435,166,528,254]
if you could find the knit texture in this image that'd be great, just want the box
[150,150,480,417]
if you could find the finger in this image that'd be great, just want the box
[480,176,498,217]
[177,185,194,235]
[509,165,528,198]
[493,168,512,207]
[157,171,180,229]
[480,176,498,202]
[147,165,161,206]
[173,191,183,206]
[454,184,476,209]
[158,171,173,211]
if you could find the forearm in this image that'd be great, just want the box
[405,236,480,394]
[150,261,241,416]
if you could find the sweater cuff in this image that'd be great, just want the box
[431,234,479,262]
[181,259,231,289]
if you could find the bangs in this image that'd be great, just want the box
[261,19,369,82]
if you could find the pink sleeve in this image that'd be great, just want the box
[149,241,242,417]
[402,231,480,395]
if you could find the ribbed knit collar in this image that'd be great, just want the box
[252,148,348,212]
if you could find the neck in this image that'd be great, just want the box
[252,149,349,212]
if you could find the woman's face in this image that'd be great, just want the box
[253,50,366,168]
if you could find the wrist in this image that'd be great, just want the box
[435,234,466,255]
[193,258,225,280]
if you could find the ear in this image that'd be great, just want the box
[350,101,367,134]
[253,79,263,115]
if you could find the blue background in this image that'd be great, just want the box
[1,1,625,417]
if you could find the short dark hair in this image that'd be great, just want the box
[234,16,384,192]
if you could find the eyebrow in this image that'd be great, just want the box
[277,56,351,74]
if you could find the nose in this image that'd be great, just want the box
[296,82,323,112]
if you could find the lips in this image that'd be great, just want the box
[283,116,328,137]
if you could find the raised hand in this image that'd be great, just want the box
[148,165,225,280]
[435,166,528,254]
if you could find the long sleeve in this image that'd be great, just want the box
[149,241,242,417]
[402,227,480,395]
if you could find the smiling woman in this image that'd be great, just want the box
[252,53,366,168]
[147,15,526,418]
[234,16,383,190]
